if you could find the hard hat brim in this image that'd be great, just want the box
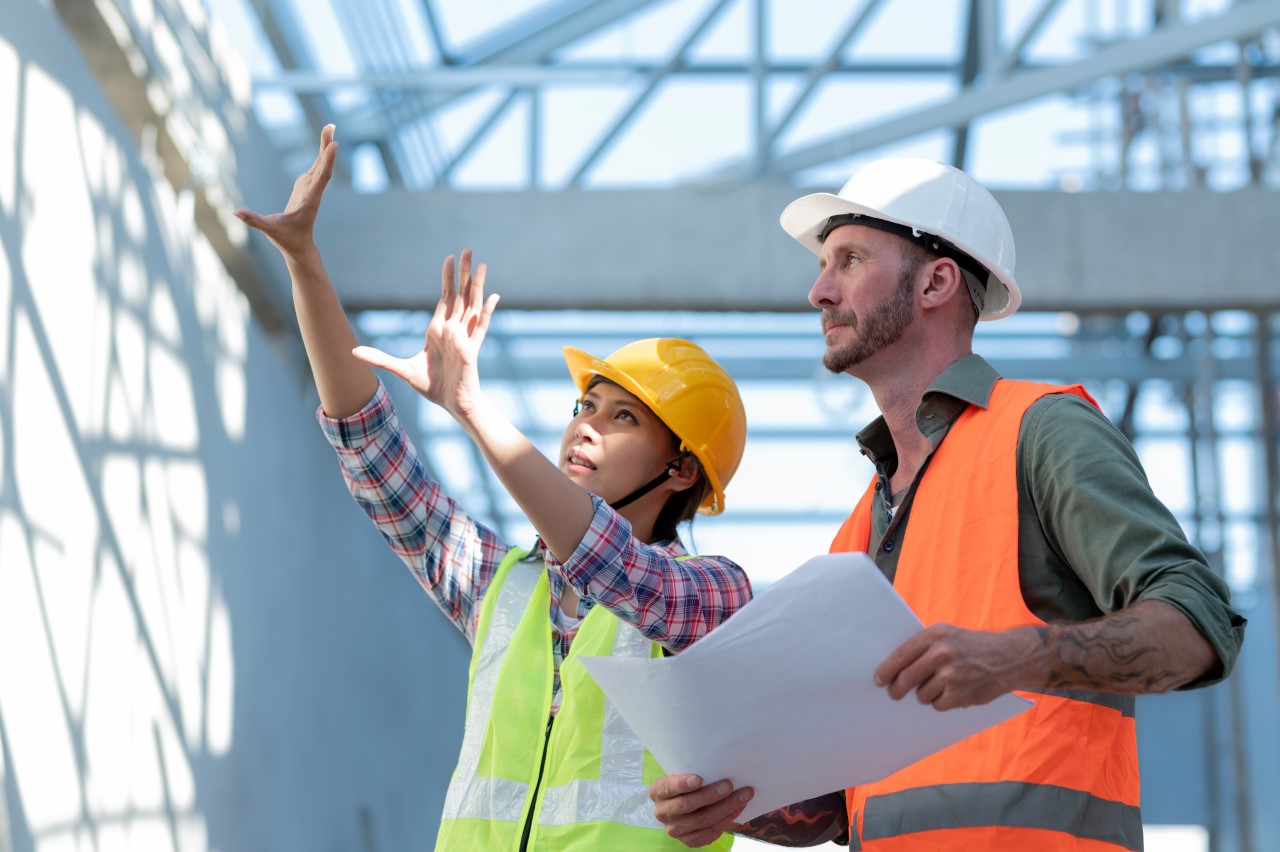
[563,345,654,406]
[779,191,1022,321]
[562,345,729,516]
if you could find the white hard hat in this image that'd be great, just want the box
[779,158,1021,320]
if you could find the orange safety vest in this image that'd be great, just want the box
[830,379,1142,851]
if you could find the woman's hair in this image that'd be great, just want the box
[651,460,709,543]
[584,377,710,543]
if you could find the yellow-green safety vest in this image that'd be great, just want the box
[435,547,734,850]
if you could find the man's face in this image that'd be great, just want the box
[809,223,920,374]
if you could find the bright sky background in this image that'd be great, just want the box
[201,0,1277,192]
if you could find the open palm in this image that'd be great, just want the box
[354,248,499,418]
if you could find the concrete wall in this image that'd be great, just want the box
[0,2,469,850]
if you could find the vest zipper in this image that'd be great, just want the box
[518,714,555,852]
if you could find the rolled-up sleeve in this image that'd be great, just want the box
[1021,394,1246,686]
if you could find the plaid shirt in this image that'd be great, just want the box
[317,383,752,710]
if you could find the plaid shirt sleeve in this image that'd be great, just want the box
[316,382,510,644]
[548,494,753,652]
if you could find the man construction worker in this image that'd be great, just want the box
[646,158,1246,850]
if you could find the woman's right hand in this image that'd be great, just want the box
[354,248,500,420]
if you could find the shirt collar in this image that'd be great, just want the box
[855,354,1002,472]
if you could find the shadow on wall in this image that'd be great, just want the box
[0,3,471,850]
[0,8,251,846]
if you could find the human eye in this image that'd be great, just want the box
[616,408,638,423]
[845,253,861,268]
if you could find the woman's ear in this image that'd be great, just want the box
[667,453,702,494]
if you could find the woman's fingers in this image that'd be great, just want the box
[434,254,456,328]
[314,127,337,189]
[433,249,498,341]
[234,208,267,233]
[459,248,475,310]
[454,248,471,319]
[466,262,488,327]
[352,345,408,380]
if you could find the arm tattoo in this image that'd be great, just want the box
[734,791,849,847]
[1038,619,1187,693]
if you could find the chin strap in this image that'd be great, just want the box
[608,451,692,511]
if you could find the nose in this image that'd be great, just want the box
[809,266,841,310]
[575,417,601,442]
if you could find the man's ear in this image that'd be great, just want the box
[920,256,966,310]
[667,453,702,494]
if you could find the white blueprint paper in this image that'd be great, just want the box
[579,552,1032,823]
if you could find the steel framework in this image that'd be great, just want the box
[232,0,1280,191]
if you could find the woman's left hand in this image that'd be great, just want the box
[353,248,499,419]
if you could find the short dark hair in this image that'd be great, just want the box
[898,239,979,327]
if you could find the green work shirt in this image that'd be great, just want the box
[857,354,1246,686]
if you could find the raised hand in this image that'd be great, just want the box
[235,123,337,260]
[354,248,500,419]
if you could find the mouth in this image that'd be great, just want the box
[565,450,597,472]
[822,313,856,336]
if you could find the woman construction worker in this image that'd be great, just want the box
[236,124,750,851]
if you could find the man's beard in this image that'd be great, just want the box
[821,266,917,374]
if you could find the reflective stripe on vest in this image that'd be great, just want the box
[832,379,1142,851]
[861,781,1143,849]
[1025,687,1136,718]
[538,619,656,827]
[439,547,540,826]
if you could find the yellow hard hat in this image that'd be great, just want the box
[562,338,747,516]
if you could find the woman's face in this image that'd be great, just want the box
[559,380,680,504]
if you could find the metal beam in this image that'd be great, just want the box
[758,0,889,159]
[359,349,1270,386]
[439,89,523,183]
[952,0,984,168]
[249,61,1279,96]
[993,0,1067,76]
[451,0,667,66]
[568,0,737,186]
[415,0,451,64]
[255,65,637,92]
[309,185,1280,313]
[254,0,334,147]
[712,0,1280,180]
[328,0,669,149]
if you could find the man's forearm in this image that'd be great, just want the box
[1042,598,1219,693]
[733,792,848,847]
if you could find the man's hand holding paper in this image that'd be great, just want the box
[578,553,1033,827]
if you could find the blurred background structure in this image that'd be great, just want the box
[1,0,1278,849]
